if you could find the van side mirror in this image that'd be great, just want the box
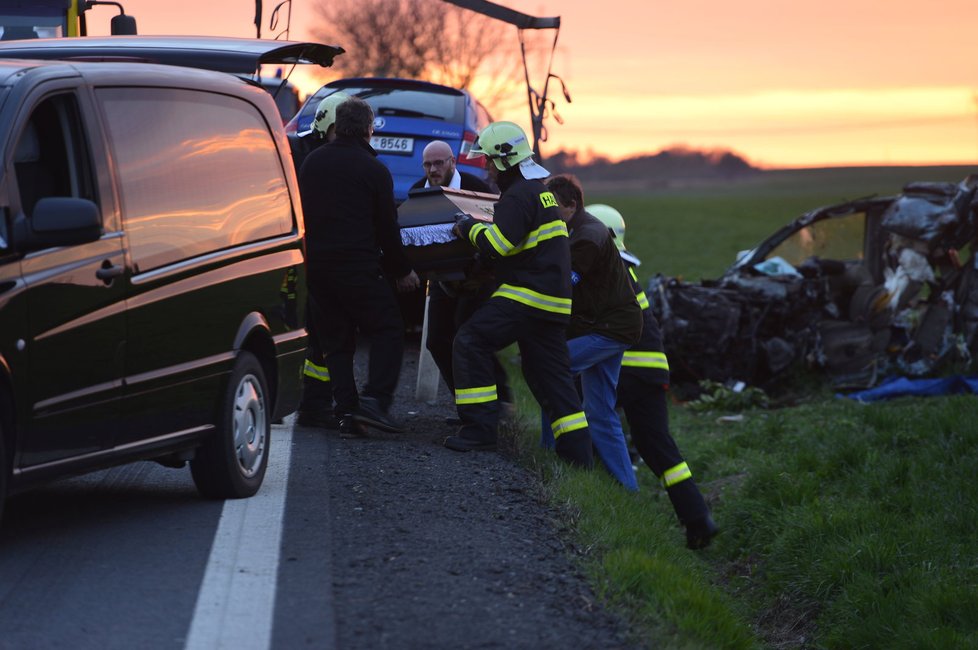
[14,197,102,252]
[110,14,137,35]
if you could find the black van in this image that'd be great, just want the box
[0,53,316,521]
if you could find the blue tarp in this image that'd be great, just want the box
[839,375,978,403]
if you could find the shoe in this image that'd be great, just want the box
[296,409,339,430]
[443,435,496,452]
[444,416,462,426]
[353,396,404,433]
[338,415,368,439]
[685,515,720,550]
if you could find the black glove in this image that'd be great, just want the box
[453,214,477,241]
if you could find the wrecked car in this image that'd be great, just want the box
[648,176,978,393]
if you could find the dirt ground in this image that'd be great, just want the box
[311,339,641,649]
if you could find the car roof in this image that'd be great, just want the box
[0,59,41,85]
[0,36,344,74]
[0,56,271,98]
[325,77,466,96]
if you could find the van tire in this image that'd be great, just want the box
[191,351,270,499]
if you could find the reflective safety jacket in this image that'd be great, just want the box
[456,175,572,322]
[622,261,671,386]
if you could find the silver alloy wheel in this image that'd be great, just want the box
[233,372,266,478]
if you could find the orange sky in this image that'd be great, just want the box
[86,0,978,168]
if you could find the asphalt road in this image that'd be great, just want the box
[0,343,638,650]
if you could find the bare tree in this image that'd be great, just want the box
[309,0,540,115]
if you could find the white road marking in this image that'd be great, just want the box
[185,424,293,650]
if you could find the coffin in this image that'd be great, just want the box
[398,186,498,280]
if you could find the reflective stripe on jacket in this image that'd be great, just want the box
[458,176,572,321]
[622,262,671,385]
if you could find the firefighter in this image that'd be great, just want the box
[289,92,349,172]
[589,203,719,549]
[409,140,511,423]
[293,92,349,430]
[444,121,593,470]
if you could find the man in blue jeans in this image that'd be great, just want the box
[540,175,643,491]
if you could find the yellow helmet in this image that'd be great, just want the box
[587,204,626,251]
[466,121,549,179]
[312,92,350,137]
[587,203,641,265]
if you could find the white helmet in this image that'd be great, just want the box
[466,121,549,179]
[312,92,350,138]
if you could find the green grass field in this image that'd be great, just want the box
[510,165,978,649]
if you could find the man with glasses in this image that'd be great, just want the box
[411,140,493,192]
[409,141,510,424]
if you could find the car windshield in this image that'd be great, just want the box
[766,211,867,267]
[0,10,65,39]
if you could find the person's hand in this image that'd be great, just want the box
[452,214,474,239]
[396,270,421,293]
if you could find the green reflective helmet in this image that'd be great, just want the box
[587,204,627,251]
[467,121,550,179]
[312,92,350,137]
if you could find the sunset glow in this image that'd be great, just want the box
[87,0,978,169]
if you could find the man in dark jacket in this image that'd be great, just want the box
[543,175,643,491]
[589,203,719,549]
[444,121,593,470]
[409,140,492,193]
[299,96,420,437]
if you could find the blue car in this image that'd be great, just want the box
[286,77,493,203]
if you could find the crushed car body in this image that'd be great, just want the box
[648,176,978,393]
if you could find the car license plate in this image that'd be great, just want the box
[371,136,414,154]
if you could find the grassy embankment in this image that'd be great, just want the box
[506,166,978,649]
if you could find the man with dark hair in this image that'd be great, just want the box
[543,174,642,491]
[299,96,420,437]
[444,121,593,471]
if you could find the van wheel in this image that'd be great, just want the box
[191,351,270,499]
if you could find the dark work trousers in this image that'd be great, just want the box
[307,263,404,417]
[426,281,511,402]
[617,372,710,525]
[298,296,333,412]
[453,297,593,468]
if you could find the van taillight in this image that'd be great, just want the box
[460,130,485,168]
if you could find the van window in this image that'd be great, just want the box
[13,93,96,217]
[96,87,292,273]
